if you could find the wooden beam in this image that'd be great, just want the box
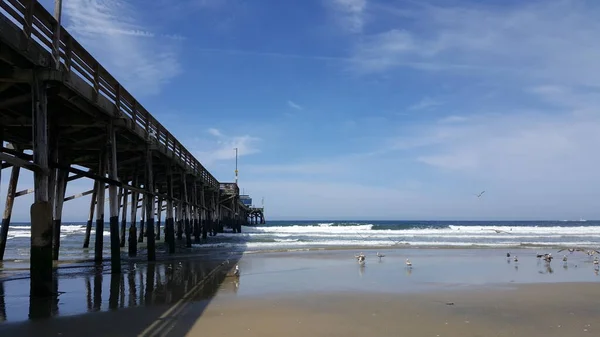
[0,67,32,83]
[52,165,68,261]
[83,180,98,249]
[0,93,31,109]
[0,153,43,173]
[15,188,34,197]
[0,165,20,260]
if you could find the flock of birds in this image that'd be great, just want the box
[508,248,599,271]
[353,248,600,272]
[354,252,413,268]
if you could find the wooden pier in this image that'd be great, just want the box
[0,0,254,297]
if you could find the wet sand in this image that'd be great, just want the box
[0,248,599,336]
[185,284,600,337]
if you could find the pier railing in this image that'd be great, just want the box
[0,0,218,189]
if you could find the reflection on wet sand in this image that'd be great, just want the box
[0,281,5,322]
[0,256,240,325]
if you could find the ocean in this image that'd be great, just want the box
[2,220,599,262]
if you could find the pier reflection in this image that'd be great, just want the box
[0,257,240,324]
[0,281,5,322]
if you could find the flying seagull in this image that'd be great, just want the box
[475,191,485,198]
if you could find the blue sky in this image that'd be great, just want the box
[2,0,600,221]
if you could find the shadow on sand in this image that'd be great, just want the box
[0,232,248,337]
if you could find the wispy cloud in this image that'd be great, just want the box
[191,128,261,165]
[438,115,468,124]
[287,100,303,110]
[349,0,600,88]
[207,128,223,137]
[63,0,182,96]
[408,97,442,111]
[326,0,367,33]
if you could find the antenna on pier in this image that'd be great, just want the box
[262,197,264,207]
[234,147,238,184]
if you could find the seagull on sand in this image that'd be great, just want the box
[513,256,518,262]
[355,252,366,264]
[506,252,511,258]
[563,255,568,263]
[544,254,554,263]
[376,252,385,259]
[593,257,599,266]
[405,259,413,268]
[233,265,240,277]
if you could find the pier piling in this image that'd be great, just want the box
[108,123,121,272]
[166,166,175,253]
[145,144,156,261]
[128,176,138,257]
[0,163,20,261]
[119,187,128,247]
[30,72,53,297]
[94,151,107,263]
[83,181,98,249]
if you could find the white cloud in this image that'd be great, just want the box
[408,112,600,187]
[350,0,600,89]
[326,0,367,33]
[191,129,260,166]
[438,115,469,124]
[63,0,182,96]
[408,97,442,111]
[208,128,223,137]
[287,100,303,110]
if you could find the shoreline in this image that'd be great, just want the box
[0,244,598,336]
[1,244,596,277]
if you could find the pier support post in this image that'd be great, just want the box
[166,165,175,253]
[182,171,192,248]
[83,180,98,248]
[52,163,68,260]
[176,201,183,240]
[128,176,138,256]
[200,187,207,240]
[156,197,162,241]
[119,187,128,247]
[0,163,20,260]
[145,144,156,261]
[30,73,53,297]
[193,182,200,243]
[107,123,121,273]
[138,191,146,243]
[95,150,107,263]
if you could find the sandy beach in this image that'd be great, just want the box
[0,248,599,336]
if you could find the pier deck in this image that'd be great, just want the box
[0,0,253,297]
